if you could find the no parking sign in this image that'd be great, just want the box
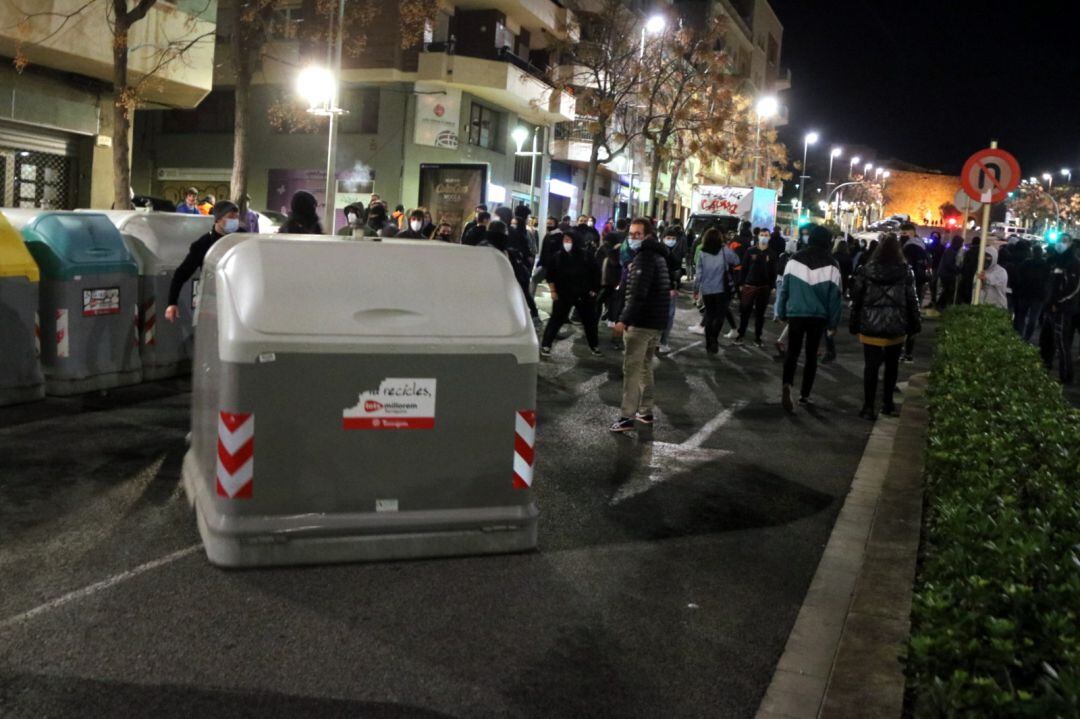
[961,147,1021,204]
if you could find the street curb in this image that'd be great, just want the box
[755,373,929,719]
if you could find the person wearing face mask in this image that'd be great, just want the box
[1040,234,1080,383]
[337,202,366,237]
[433,221,454,242]
[977,245,1009,309]
[421,209,436,238]
[539,232,601,356]
[657,230,683,354]
[530,216,564,299]
[734,230,778,348]
[164,201,240,323]
[396,209,428,238]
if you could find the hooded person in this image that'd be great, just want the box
[510,204,536,266]
[1040,234,1080,383]
[278,190,323,234]
[165,200,241,322]
[337,202,366,236]
[481,220,539,324]
[540,230,602,356]
[396,209,428,239]
[978,245,1009,309]
[776,225,844,412]
[361,202,391,238]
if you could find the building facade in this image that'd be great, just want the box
[0,0,215,210]
[133,0,575,233]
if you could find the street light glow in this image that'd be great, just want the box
[297,65,336,109]
[511,125,530,153]
[1062,168,1071,175]
[851,156,861,165]
[805,131,820,145]
[1043,173,1052,180]
[645,14,666,34]
[883,171,891,179]
[865,163,873,176]
[755,96,779,119]
[831,147,843,158]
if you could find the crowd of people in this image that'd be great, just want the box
[165,188,1079,432]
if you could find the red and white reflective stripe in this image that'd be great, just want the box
[513,409,536,489]
[143,299,156,346]
[216,411,254,499]
[55,309,69,358]
[33,311,41,358]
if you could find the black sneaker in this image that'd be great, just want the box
[589,346,603,357]
[733,336,745,346]
[881,405,901,417]
[782,385,795,413]
[609,417,635,433]
[755,339,764,349]
[798,396,814,407]
[634,412,654,424]
[540,346,552,357]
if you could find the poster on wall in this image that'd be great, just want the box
[414,83,462,149]
[750,187,778,230]
[418,163,487,238]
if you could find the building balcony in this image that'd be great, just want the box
[450,0,577,40]
[772,66,792,91]
[418,48,575,125]
[0,0,215,108]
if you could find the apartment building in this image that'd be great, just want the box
[0,0,215,210]
[132,0,576,232]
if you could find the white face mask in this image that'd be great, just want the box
[222,217,240,234]
[758,235,770,244]
[563,241,574,252]
[410,219,422,232]
[345,213,357,225]
[663,238,677,248]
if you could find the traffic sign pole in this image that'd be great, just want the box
[971,140,997,305]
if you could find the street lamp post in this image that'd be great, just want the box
[512,125,543,218]
[639,14,666,57]
[798,131,819,223]
[1062,168,1072,184]
[297,0,346,234]
[826,147,842,219]
[1043,172,1054,190]
[848,156,861,179]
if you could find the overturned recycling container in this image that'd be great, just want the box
[93,210,213,379]
[183,236,540,567]
[14,210,141,395]
[0,211,44,405]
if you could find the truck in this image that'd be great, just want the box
[685,185,779,244]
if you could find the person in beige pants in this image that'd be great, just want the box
[611,218,672,433]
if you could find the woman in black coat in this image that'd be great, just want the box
[849,233,921,420]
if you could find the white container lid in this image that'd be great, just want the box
[86,210,214,274]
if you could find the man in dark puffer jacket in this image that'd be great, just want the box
[611,218,670,432]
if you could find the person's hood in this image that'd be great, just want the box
[290,190,318,217]
[985,245,998,267]
[484,229,508,252]
[808,225,832,250]
[864,261,911,284]
[495,206,513,225]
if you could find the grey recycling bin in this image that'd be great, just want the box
[0,211,44,405]
[92,210,213,380]
[14,210,142,395]
[182,236,540,567]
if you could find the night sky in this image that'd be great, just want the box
[769,0,1080,179]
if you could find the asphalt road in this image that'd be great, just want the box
[0,294,937,719]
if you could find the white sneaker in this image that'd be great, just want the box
[724,329,738,339]
[657,343,672,354]
[688,324,705,335]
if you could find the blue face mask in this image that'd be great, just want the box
[223,217,240,234]
[663,238,677,247]
[629,239,643,250]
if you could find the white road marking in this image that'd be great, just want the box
[682,401,748,449]
[0,544,201,631]
[666,340,703,358]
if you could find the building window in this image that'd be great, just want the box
[270,1,305,40]
[160,90,236,134]
[468,102,502,151]
[1,149,74,210]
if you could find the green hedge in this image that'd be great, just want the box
[907,307,1080,717]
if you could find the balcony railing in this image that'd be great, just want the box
[421,40,553,87]
[554,119,594,143]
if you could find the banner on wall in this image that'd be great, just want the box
[267,167,375,227]
[418,163,487,238]
[414,82,462,149]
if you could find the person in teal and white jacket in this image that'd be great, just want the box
[776,225,844,413]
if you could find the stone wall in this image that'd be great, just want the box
[883,170,960,224]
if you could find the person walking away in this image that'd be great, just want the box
[540,229,601,356]
[958,237,981,304]
[597,230,623,326]
[773,236,800,355]
[177,187,200,215]
[531,217,562,298]
[978,246,1009,309]
[936,235,963,309]
[396,209,428,238]
[900,224,928,362]
[459,205,487,244]
[611,219,670,432]
[832,236,854,297]
[777,225,844,412]
[692,228,742,354]
[461,211,490,246]
[657,229,684,354]
[849,234,921,419]
[1040,234,1080,383]
[480,221,540,326]
[508,205,535,268]
[735,229,778,348]
[927,231,945,305]
[1013,244,1049,341]
[165,201,241,323]
[278,190,323,234]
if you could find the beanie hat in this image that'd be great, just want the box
[211,200,238,221]
[808,225,832,249]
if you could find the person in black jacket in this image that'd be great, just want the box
[596,230,623,324]
[735,229,778,347]
[395,208,428,238]
[611,218,670,432]
[481,221,540,326]
[1040,236,1080,383]
[540,231,601,356]
[278,190,323,234]
[1013,244,1050,341]
[936,235,963,309]
[165,200,240,322]
[658,228,684,353]
[461,211,490,246]
[899,223,928,362]
[849,234,921,419]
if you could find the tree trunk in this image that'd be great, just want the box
[648,152,662,220]
[112,20,132,210]
[666,156,684,222]
[230,4,253,222]
[583,138,601,217]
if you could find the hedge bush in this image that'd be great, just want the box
[908,307,1080,718]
